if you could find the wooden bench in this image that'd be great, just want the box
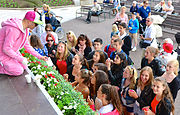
[76,6,106,23]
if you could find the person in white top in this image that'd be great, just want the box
[164,0,174,15]
[40,24,58,46]
[140,16,157,48]
[154,0,166,13]
[156,38,178,67]
[86,0,101,24]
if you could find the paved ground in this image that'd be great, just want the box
[0,5,180,115]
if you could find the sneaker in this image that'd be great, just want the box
[132,47,136,51]
[87,21,91,24]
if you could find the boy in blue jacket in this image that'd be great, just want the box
[128,12,139,51]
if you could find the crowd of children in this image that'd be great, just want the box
[26,1,180,114]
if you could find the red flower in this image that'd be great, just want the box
[51,75,55,78]
[36,61,41,65]
[57,79,59,82]
[49,73,52,77]
[44,66,48,68]
[45,75,47,78]
[55,83,57,86]
[22,53,25,56]
[24,50,28,53]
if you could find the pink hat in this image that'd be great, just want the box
[163,43,173,53]
[24,11,43,25]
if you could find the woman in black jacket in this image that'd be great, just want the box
[161,59,179,101]
[74,34,92,59]
[141,46,165,78]
[45,33,57,65]
[106,52,128,87]
[66,53,88,82]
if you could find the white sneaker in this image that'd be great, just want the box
[132,47,136,51]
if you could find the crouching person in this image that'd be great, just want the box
[0,11,47,76]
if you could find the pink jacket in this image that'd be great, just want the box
[90,105,120,115]
[0,18,42,69]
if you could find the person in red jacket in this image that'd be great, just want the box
[88,84,122,115]
[104,35,117,57]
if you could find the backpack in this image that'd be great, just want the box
[105,44,110,52]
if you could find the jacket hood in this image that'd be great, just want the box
[1,18,24,33]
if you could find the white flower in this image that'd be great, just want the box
[54,79,58,82]
[48,83,51,87]
[47,72,55,75]
[74,105,77,109]
[64,106,67,109]
[35,75,42,80]
[33,71,38,73]
[62,110,65,113]
[41,71,46,75]
[31,67,36,70]
[61,92,64,95]
[66,92,69,94]
[52,98,54,100]
[69,105,73,109]
[37,65,41,69]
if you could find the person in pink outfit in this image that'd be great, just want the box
[0,11,47,76]
[114,6,128,24]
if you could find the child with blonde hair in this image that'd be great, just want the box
[141,46,165,77]
[66,31,77,52]
[110,24,119,38]
[161,59,179,101]
[120,66,137,115]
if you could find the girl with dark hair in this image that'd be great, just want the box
[45,33,57,65]
[55,41,73,75]
[92,63,108,74]
[106,52,128,86]
[66,54,89,82]
[30,35,48,56]
[88,84,123,115]
[90,70,109,99]
[143,77,174,115]
[74,69,92,101]
[141,46,165,77]
[129,66,154,115]
[74,34,92,59]
[88,50,106,71]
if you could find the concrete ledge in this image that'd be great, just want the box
[0,5,77,10]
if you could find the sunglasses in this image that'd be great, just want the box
[47,40,54,42]
[46,30,52,32]
[66,32,71,35]
[58,40,67,44]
